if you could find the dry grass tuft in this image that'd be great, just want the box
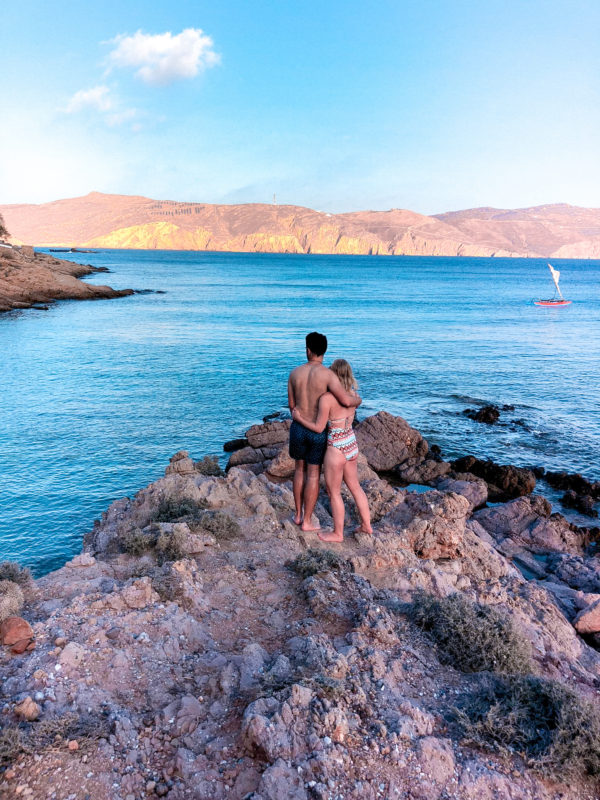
[407,591,532,674]
[156,527,188,562]
[194,455,223,476]
[121,527,159,556]
[0,561,32,586]
[456,674,600,777]
[288,548,351,579]
[197,510,240,540]
[0,580,25,622]
[151,497,208,523]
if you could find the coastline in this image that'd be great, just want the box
[0,245,133,313]
[1,411,600,798]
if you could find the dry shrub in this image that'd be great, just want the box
[456,674,600,777]
[288,548,351,579]
[156,527,187,562]
[198,510,240,540]
[0,580,24,622]
[0,562,32,586]
[152,497,208,523]
[0,725,23,767]
[194,455,223,476]
[408,591,532,674]
[121,527,159,556]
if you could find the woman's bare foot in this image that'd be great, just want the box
[292,514,302,526]
[318,530,344,543]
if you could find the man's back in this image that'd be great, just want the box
[289,362,332,422]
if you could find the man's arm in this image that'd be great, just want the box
[326,372,362,408]
[292,394,332,433]
[287,375,295,411]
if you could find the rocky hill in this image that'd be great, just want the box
[3,193,600,258]
[2,411,600,799]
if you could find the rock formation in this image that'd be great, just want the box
[4,193,600,258]
[2,411,600,799]
[0,243,133,313]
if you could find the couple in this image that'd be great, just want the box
[287,332,373,543]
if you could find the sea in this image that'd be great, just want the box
[1,250,599,575]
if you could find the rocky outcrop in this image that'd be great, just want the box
[451,455,536,501]
[5,414,600,799]
[354,411,428,472]
[0,244,133,313]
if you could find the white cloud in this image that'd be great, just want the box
[65,85,139,128]
[66,85,113,113]
[107,28,220,86]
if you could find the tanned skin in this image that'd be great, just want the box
[288,348,361,531]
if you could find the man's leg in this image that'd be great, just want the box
[292,460,306,525]
[300,463,321,532]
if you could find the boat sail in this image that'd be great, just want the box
[533,263,572,306]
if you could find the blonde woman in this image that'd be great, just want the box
[292,359,372,542]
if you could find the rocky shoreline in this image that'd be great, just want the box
[2,411,600,799]
[0,244,133,313]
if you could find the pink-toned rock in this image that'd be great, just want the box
[266,446,295,478]
[121,577,159,609]
[413,737,456,800]
[246,420,291,449]
[14,696,41,721]
[68,553,96,568]
[573,598,600,634]
[355,411,428,471]
[165,450,196,476]
[1,616,35,654]
[384,490,470,559]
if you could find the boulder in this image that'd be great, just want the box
[246,420,291,449]
[463,404,500,424]
[1,616,34,654]
[474,496,585,556]
[436,476,488,511]
[383,489,470,559]
[223,437,249,453]
[355,411,428,472]
[451,456,536,501]
[561,490,598,518]
[165,450,196,476]
[394,459,451,485]
[573,598,600,634]
[266,446,295,478]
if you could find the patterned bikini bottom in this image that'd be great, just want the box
[327,425,359,461]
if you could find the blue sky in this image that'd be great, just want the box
[2,0,599,213]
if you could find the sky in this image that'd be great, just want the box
[1,0,599,214]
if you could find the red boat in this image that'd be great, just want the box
[533,299,572,306]
[534,263,571,306]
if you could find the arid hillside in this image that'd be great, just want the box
[2,192,600,257]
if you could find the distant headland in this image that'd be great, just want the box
[2,192,600,258]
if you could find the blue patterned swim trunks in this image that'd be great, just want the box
[289,420,327,465]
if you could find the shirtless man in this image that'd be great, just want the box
[288,332,361,531]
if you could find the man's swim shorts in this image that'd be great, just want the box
[289,420,327,465]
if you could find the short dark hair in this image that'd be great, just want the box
[306,331,327,356]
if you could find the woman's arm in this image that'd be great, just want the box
[292,394,332,433]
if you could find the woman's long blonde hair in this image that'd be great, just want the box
[330,359,358,392]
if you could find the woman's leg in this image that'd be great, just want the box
[343,458,373,534]
[319,447,346,543]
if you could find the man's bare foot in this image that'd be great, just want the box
[292,514,302,526]
[300,521,321,532]
[318,530,344,543]
[354,525,373,535]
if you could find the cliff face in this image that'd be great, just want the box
[6,192,598,258]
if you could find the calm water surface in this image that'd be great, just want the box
[1,251,599,574]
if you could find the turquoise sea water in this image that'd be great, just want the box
[1,250,599,575]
